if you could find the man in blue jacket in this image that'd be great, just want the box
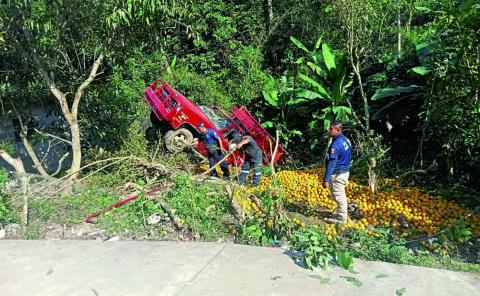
[322,121,352,224]
[193,123,229,179]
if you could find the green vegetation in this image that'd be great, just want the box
[166,174,233,240]
[0,169,17,224]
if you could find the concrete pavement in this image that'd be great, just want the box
[0,240,479,296]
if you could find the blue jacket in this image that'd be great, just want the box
[323,134,352,182]
[201,128,219,145]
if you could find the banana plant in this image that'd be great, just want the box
[262,71,303,147]
[290,36,353,150]
[290,36,353,131]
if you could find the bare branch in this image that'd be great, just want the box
[34,128,72,144]
[51,152,70,177]
[28,156,135,197]
[40,140,53,165]
[71,53,104,117]
[401,160,438,178]
[55,48,73,72]
[49,157,126,197]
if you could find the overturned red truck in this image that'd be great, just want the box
[143,81,287,167]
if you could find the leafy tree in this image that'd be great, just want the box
[415,1,480,187]
[0,0,109,178]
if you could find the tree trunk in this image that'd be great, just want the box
[265,0,273,33]
[352,60,370,132]
[397,0,401,59]
[368,157,377,194]
[0,150,26,174]
[69,120,82,179]
[0,149,29,229]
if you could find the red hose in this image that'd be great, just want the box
[85,184,172,223]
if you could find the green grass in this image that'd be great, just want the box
[407,254,480,273]
[26,172,235,240]
[344,228,480,273]
[28,189,119,226]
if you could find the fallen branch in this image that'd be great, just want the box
[227,184,246,221]
[51,152,69,177]
[158,201,185,231]
[394,209,478,247]
[190,147,209,163]
[84,184,173,223]
[29,156,136,197]
[46,158,128,198]
[189,175,225,184]
[400,160,438,178]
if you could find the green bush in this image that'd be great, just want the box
[0,169,16,224]
[165,174,233,240]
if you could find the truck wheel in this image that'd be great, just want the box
[164,128,193,152]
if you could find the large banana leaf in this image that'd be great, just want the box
[322,43,336,71]
[290,36,309,53]
[298,74,331,99]
[332,106,352,119]
[332,67,347,104]
[371,85,420,101]
[415,42,429,64]
[262,90,278,107]
[411,66,430,76]
[314,36,323,51]
[307,61,323,76]
[295,89,324,100]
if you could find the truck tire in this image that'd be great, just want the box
[164,128,193,152]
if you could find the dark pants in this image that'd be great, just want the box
[208,150,229,177]
[239,151,262,185]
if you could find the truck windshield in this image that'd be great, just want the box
[199,106,230,129]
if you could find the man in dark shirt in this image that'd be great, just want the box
[232,134,262,186]
[322,121,352,223]
[192,123,229,179]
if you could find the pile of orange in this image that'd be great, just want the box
[231,167,480,239]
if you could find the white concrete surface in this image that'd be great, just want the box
[0,241,478,296]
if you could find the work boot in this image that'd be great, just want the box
[324,216,346,225]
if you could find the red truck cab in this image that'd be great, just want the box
[144,81,287,166]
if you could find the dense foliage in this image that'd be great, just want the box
[0,0,478,190]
